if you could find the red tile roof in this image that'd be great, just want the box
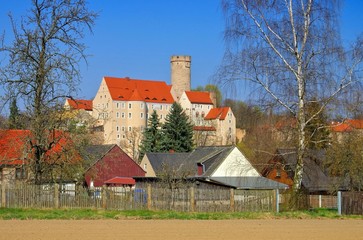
[67,99,93,111]
[104,177,135,185]
[185,91,213,104]
[0,130,30,165]
[104,77,174,103]
[0,130,79,165]
[330,119,363,132]
[204,107,230,120]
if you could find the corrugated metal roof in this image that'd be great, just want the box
[209,177,289,190]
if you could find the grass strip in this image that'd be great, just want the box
[0,208,361,220]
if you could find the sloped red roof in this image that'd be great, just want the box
[67,99,93,111]
[104,77,174,103]
[330,119,363,132]
[0,130,80,165]
[205,107,230,120]
[193,126,216,131]
[0,130,30,165]
[104,177,135,185]
[185,91,213,104]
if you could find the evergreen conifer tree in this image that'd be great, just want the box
[161,102,194,152]
[8,98,21,129]
[139,110,162,160]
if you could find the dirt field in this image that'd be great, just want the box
[0,219,362,240]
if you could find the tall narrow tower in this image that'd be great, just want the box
[171,55,191,101]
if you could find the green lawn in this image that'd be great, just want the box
[0,208,361,220]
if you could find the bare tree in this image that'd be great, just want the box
[0,0,97,184]
[219,0,363,190]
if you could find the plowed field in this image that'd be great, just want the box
[0,219,362,240]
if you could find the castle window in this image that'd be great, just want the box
[117,134,120,139]
[140,103,144,109]
[122,112,125,118]
[128,112,132,118]
[116,102,120,109]
[116,126,120,132]
[122,126,125,131]
[128,126,132,132]
[116,112,120,118]
[140,112,144,119]
[121,103,125,109]
[128,103,132,109]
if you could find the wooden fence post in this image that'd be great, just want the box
[147,184,152,210]
[54,184,59,209]
[230,188,235,212]
[102,185,107,209]
[190,186,195,212]
[1,183,6,208]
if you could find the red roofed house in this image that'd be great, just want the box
[330,119,363,142]
[180,91,236,146]
[64,99,95,131]
[0,130,29,185]
[0,129,82,185]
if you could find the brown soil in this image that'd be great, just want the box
[0,219,362,240]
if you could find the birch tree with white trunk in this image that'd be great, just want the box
[219,0,363,190]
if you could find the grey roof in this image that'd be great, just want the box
[186,146,234,177]
[146,146,236,177]
[209,177,289,190]
[145,152,192,175]
[276,149,338,192]
[81,144,116,168]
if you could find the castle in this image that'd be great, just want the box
[65,56,236,159]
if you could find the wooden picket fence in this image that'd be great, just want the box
[0,183,277,212]
[341,191,363,215]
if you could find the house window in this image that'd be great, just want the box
[128,103,132,109]
[122,112,125,118]
[160,114,163,119]
[128,113,132,118]
[160,105,163,110]
[140,103,144,109]
[116,126,120,132]
[122,126,125,132]
[144,163,147,171]
[128,126,132,132]
[140,112,144,119]
[116,112,120,118]
[121,103,125,109]
[117,134,120,139]
[116,102,120,109]
[15,167,26,180]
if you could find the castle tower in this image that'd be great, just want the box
[171,55,191,101]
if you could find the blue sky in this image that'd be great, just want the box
[1,1,363,102]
